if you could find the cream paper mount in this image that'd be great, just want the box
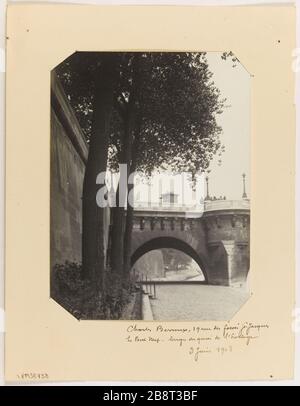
[5,4,296,382]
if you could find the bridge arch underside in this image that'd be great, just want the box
[131,236,209,283]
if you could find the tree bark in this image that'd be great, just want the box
[110,104,136,277]
[110,54,141,278]
[123,114,143,277]
[123,162,136,276]
[110,184,124,275]
[82,55,116,288]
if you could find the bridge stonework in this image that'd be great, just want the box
[131,200,250,287]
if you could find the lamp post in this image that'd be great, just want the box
[205,176,210,201]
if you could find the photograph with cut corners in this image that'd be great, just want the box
[50,51,251,321]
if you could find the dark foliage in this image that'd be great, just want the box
[51,262,137,320]
[56,51,226,177]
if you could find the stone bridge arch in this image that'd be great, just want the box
[131,217,212,282]
[130,200,250,287]
[131,236,209,282]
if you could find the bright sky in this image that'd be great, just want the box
[134,52,251,204]
[205,52,251,200]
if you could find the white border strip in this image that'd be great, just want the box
[0,0,5,387]
[1,0,299,387]
[6,0,296,6]
[294,0,300,388]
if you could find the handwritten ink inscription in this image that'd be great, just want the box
[125,322,269,361]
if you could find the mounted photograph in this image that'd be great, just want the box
[50,51,251,321]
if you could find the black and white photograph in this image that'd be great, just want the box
[50,51,251,321]
[4,0,299,386]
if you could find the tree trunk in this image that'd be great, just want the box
[110,54,141,279]
[123,118,142,277]
[110,102,136,277]
[123,164,136,276]
[82,55,116,288]
[110,184,125,275]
